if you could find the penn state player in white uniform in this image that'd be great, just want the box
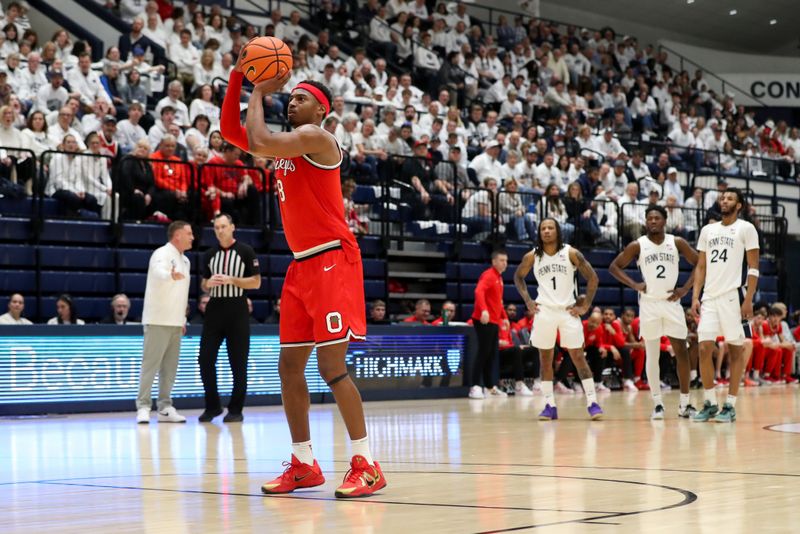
[610,205,699,419]
[691,188,760,423]
[514,218,603,421]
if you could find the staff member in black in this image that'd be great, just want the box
[199,213,262,423]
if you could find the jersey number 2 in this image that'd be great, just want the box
[710,249,728,263]
[655,265,666,279]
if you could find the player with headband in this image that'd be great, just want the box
[221,64,386,498]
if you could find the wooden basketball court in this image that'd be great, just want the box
[2,387,798,532]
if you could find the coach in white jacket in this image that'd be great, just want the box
[136,221,193,424]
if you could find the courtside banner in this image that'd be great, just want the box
[0,325,471,414]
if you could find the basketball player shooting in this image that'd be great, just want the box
[609,205,699,420]
[690,189,760,423]
[514,218,604,421]
[220,59,386,498]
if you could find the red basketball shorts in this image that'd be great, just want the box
[279,246,367,348]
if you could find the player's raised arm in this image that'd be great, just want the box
[220,69,251,151]
[568,248,598,316]
[609,241,644,292]
[669,237,698,302]
[514,251,538,314]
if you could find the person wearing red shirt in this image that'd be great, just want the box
[150,134,190,220]
[221,66,383,498]
[583,311,609,392]
[431,300,456,325]
[469,250,509,399]
[403,299,432,325]
[619,308,647,390]
[202,143,261,225]
[498,318,539,396]
[764,306,797,383]
[599,308,634,391]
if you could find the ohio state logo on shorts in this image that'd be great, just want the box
[326,312,343,334]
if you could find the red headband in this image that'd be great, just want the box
[292,83,330,116]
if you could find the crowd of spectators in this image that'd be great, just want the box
[0,0,793,247]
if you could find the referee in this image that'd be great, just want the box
[198,213,261,423]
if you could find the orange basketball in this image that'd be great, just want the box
[240,37,293,84]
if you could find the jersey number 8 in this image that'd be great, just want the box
[276,179,286,202]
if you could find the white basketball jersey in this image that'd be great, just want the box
[636,234,680,300]
[697,219,760,299]
[533,244,577,307]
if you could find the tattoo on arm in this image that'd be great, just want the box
[514,252,535,306]
[574,250,598,305]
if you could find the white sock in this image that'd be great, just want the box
[291,440,314,466]
[690,370,698,381]
[542,381,556,407]
[726,395,737,407]
[753,370,760,379]
[680,393,690,410]
[645,338,662,406]
[351,435,374,465]
[581,378,597,407]
[704,388,716,406]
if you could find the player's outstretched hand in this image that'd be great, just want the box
[667,286,688,302]
[253,68,292,96]
[691,298,701,320]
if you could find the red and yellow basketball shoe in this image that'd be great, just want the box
[261,454,325,494]
[334,455,387,499]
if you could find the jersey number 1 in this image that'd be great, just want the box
[551,277,556,290]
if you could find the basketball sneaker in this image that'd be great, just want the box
[468,385,484,399]
[634,379,650,391]
[136,407,150,424]
[692,401,719,422]
[486,386,508,397]
[587,402,604,420]
[677,404,697,418]
[623,379,638,392]
[743,377,760,387]
[515,381,534,397]
[713,403,736,423]
[785,376,798,385]
[261,455,325,494]
[651,404,665,420]
[538,404,558,420]
[334,455,387,499]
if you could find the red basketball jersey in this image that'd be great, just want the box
[272,134,359,259]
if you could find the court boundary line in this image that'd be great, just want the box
[763,423,800,434]
[27,468,696,531]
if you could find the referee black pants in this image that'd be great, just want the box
[199,298,250,414]
[472,322,499,387]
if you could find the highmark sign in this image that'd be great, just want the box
[0,328,467,408]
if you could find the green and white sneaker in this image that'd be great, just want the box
[692,400,719,422]
[713,403,736,423]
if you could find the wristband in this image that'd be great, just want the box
[747,268,760,278]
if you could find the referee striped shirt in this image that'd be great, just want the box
[203,241,259,299]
